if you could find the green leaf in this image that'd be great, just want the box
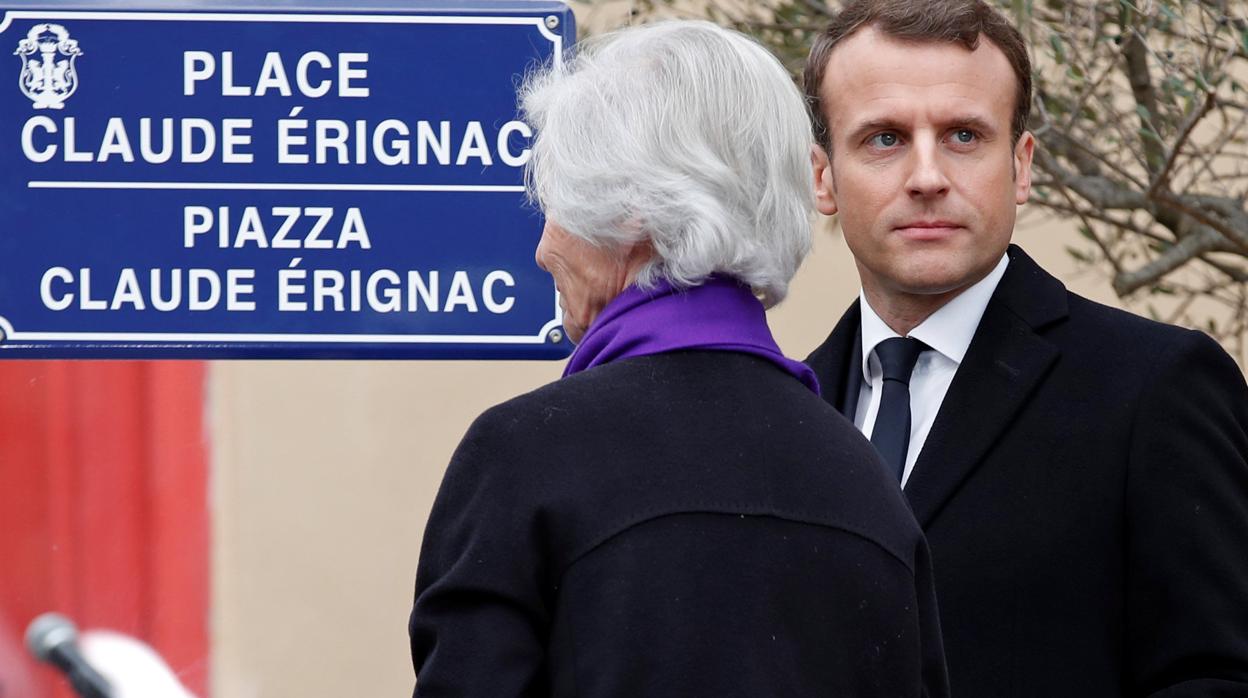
[1050,33,1067,64]
[1161,74,1184,97]
[1138,127,1163,144]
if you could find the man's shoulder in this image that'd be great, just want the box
[1050,287,1221,368]
[1062,291,1244,392]
[1063,290,1189,338]
[996,247,1218,369]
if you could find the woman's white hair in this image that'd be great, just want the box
[520,20,814,307]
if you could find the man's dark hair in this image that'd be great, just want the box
[803,0,1032,152]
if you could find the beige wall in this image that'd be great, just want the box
[207,208,1110,697]
[209,359,561,698]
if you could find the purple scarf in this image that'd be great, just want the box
[563,276,820,395]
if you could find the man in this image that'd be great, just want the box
[803,1,1248,696]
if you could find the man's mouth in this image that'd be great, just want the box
[893,221,963,240]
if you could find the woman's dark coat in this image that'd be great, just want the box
[410,351,949,697]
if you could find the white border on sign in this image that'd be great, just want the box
[29,182,527,192]
[0,10,565,346]
[0,315,568,345]
[0,10,564,42]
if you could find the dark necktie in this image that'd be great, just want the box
[870,337,927,482]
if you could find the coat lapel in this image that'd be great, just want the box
[805,301,863,418]
[903,247,1068,526]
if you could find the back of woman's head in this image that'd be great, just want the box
[521,20,814,307]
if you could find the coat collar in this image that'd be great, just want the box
[806,245,1069,526]
[805,300,862,418]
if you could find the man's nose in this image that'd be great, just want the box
[905,141,951,199]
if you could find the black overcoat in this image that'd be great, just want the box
[411,351,949,697]
[806,245,1248,697]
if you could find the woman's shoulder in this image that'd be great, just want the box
[455,351,920,554]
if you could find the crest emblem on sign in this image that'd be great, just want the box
[15,23,82,109]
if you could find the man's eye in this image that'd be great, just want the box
[952,129,976,144]
[868,133,899,148]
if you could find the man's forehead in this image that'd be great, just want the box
[819,26,1016,125]
[837,96,998,130]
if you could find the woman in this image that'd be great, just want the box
[410,20,947,698]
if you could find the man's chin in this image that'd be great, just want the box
[891,252,1000,294]
[888,269,980,299]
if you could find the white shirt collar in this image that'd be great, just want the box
[859,254,1009,381]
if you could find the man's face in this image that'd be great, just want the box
[812,27,1034,302]
[535,221,645,344]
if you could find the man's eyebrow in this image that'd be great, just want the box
[844,118,905,143]
[950,115,998,136]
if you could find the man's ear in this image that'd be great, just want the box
[811,144,838,216]
[1014,131,1035,204]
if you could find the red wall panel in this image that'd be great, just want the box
[0,361,209,698]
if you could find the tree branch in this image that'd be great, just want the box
[1036,117,1147,187]
[1113,226,1224,294]
[1151,191,1248,252]
[1121,24,1167,173]
[1146,89,1218,198]
[796,0,833,18]
[1200,255,1248,283]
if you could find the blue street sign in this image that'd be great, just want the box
[0,1,575,359]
